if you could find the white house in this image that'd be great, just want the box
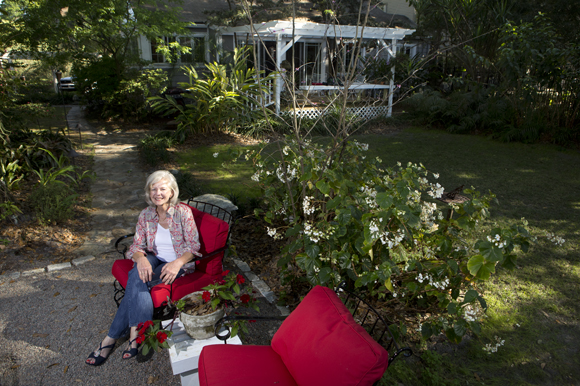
[137,0,418,115]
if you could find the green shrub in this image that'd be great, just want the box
[29,182,78,224]
[138,133,176,166]
[235,136,544,344]
[176,172,205,200]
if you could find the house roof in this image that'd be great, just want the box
[178,0,416,28]
[217,20,414,41]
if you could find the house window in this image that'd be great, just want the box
[179,36,206,64]
[150,35,206,64]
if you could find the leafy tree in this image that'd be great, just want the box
[4,0,188,76]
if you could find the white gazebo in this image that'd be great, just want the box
[216,21,415,116]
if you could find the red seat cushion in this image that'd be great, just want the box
[271,285,389,386]
[187,205,229,276]
[111,259,134,288]
[199,345,298,386]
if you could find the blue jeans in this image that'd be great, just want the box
[108,252,184,339]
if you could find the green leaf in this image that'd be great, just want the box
[475,240,503,262]
[305,244,320,259]
[405,282,418,292]
[316,180,330,195]
[319,267,332,284]
[447,302,457,314]
[477,296,488,311]
[447,260,458,274]
[142,345,150,356]
[467,255,496,280]
[453,320,467,338]
[464,289,479,303]
[384,277,393,291]
[445,327,461,344]
[376,192,393,208]
[469,320,482,335]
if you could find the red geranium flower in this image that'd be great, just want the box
[136,335,145,344]
[137,322,144,330]
[221,270,230,276]
[240,294,250,304]
[236,274,245,284]
[202,291,211,302]
[157,331,168,344]
[218,279,226,285]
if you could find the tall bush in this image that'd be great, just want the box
[232,137,543,342]
[149,46,275,139]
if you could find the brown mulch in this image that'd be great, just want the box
[0,151,93,274]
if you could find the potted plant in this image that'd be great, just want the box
[136,320,172,356]
[177,270,259,339]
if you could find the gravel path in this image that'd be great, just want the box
[0,107,285,385]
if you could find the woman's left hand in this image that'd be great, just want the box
[160,260,184,285]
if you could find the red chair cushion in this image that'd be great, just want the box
[187,205,229,276]
[199,345,298,386]
[271,285,389,386]
[111,259,134,288]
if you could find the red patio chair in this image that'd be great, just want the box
[111,200,232,315]
[198,285,412,386]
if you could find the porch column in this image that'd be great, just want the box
[388,38,396,117]
[275,34,283,115]
[321,39,327,83]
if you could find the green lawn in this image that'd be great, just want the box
[177,127,580,385]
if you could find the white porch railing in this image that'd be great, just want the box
[246,78,274,110]
[288,105,390,120]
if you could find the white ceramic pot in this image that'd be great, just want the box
[179,292,225,340]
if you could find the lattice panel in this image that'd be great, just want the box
[289,106,390,119]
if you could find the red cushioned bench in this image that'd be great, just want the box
[112,200,232,312]
[198,285,412,386]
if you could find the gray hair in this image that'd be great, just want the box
[144,170,179,206]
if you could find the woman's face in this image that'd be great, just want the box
[150,180,173,207]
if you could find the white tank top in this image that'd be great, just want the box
[155,224,177,263]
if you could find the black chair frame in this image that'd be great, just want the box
[112,199,234,314]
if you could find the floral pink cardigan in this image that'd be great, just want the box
[127,203,201,272]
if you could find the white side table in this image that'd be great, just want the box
[162,319,242,386]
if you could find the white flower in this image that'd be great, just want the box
[483,336,505,354]
[251,172,260,182]
[433,173,439,179]
[303,196,315,215]
[266,227,277,237]
[213,152,219,158]
[282,146,290,156]
[546,232,565,246]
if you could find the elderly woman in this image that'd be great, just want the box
[86,170,201,366]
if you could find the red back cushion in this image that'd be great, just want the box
[186,204,229,276]
[271,286,389,386]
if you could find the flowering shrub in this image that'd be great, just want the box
[232,136,557,342]
[137,320,173,356]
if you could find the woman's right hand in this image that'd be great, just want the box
[134,254,153,283]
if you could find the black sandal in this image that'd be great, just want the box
[86,342,115,366]
[122,338,139,359]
